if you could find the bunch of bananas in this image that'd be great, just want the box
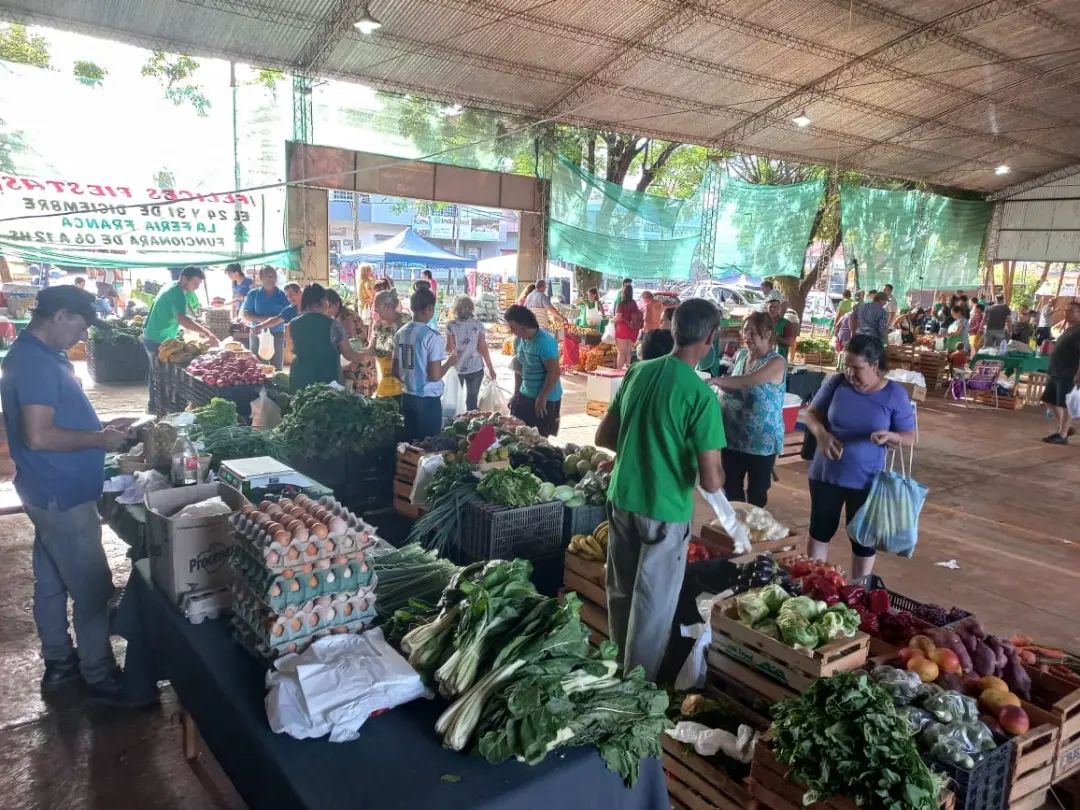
[567,324,601,337]
[157,337,209,364]
[568,521,608,561]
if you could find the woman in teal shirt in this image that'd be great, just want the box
[709,312,786,507]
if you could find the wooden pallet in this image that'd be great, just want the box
[585,399,609,418]
[710,601,869,691]
[661,737,754,810]
[698,525,803,560]
[1008,701,1060,808]
[971,389,1025,410]
[749,745,954,810]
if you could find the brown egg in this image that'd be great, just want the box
[290,617,302,632]
[295,494,311,507]
[302,515,318,529]
[327,516,348,536]
[281,568,294,579]
[283,518,300,532]
[265,522,283,536]
[289,506,307,519]
[240,504,255,516]
[277,498,294,510]
[305,542,319,557]
[272,623,284,637]
[253,512,271,527]
[272,528,290,546]
[300,563,313,574]
[313,507,330,523]
[269,583,282,598]
[307,611,319,626]
[291,525,309,542]
[286,547,300,561]
[311,523,329,540]
[259,500,275,512]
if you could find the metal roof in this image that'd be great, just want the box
[4,0,1080,192]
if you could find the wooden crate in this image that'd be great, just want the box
[1008,701,1061,808]
[1023,666,1080,783]
[392,445,446,520]
[710,601,870,692]
[661,734,755,810]
[707,648,798,712]
[797,350,837,368]
[699,525,803,560]
[585,399,609,418]
[972,389,1024,410]
[749,745,954,810]
[564,550,605,589]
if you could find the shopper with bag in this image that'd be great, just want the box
[445,295,496,411]
[505,305,562,437]
[1041,301,1080,445]
[394,288,456,441]
[288,284,366,393]
[802,335,916,577]
[595,298,726,680]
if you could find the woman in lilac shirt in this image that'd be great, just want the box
[802,335,916,576]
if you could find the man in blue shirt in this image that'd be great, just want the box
[393,288,455,440]
[249,281,302,334]
[242,266,290,369]
[505,305,563,437]
[0,287,142,706]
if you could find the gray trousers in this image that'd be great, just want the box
[605,507,689,681]
[24,499,116,683]
[984,329,1008,347]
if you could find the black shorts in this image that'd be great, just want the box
[1042,376,1076,408]
[511,393,561,437]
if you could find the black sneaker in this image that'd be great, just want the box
[1070,428,1076,437]
[1042,433,1068,445]
[83,669,158,709]
[41,653,81,693]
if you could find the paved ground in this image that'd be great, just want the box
[0,356,1077,808]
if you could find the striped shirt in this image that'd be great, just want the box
[852,302,890,340]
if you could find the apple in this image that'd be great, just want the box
[979,688,1019,714]
[909,634,936,655]
[998,705,1030,736]
[908,658,940,683]
[898,647,924,666]
[931,648,962,674]
[979,675,1009,693]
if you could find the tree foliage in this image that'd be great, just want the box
[141,52,211,116]
[73,60,106,85]
[0,23,50,68]
[0,117,26,174]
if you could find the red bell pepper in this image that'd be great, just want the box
[865,589,892,616]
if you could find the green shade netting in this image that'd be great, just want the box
[709,171,826,279]
[545,153,702,279]
[840,184,991,300]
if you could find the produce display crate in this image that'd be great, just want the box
[917,351,952,388]
[709,600,870,692]
[392,444,446,520]
[67,340,87,361]
[461,499,564,562]
[698,524,803,560]
[1007,701,1060,809]
[924,737,1012,810]
[707,646,798,709]
[887,344,918,370]
[562,503,607,543]
[1023,666,1080,782]
[796,350,837,367]
[562,550,606,611]
[182,371,262,420]
[86,339,149,384]
[585,399,609,418]
[972,389,1024,411]
[750,744,955,810]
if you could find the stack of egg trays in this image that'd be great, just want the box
[230,541,375,611]
[229,513,376,574]
[231,584,377,656]
[230,614,375,662]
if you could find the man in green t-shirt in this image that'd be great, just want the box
[141,266,219,412]
[595,298,727,680]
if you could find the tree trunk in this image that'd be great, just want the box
[573,267,602,300]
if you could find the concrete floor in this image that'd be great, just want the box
[0,359,1077,808]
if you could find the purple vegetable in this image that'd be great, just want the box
[972,641,997,676]
[1003,652,1032,701]
[962,633,978,654]
[986,636,1009,672]
[928,627,973,672]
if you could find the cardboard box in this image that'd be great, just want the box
[585,368,625,404]
[145,483,248,605]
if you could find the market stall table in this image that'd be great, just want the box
[115,562,669,810]
[967,351,1048,378]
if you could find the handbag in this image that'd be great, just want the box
[847,443,928,558]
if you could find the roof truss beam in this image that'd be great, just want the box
[294,0,368,75]
[987,162,1080,199]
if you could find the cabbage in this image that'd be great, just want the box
[759,583,790,614]
[754,618,781,639]
[777,595,823,623]
[538,482,557,502]
[812,604,860,645]
[553,485,576,502]
[777,611,819,650]
[735,590,770,626]
[564,495,586,508]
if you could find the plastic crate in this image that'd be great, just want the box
[852,575,973,627]
[923,738,1011,810]
[462,500,564,561]
[562,503,606,542]
[86,339,149,384]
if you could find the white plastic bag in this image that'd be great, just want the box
[665,722,757,763]
[411,451,446,508]
[441,366,465,423]
[586,306,602,326]
[675,591,731,691]
[478,377,509,415]
[1068,386,1080,420]
[601,321,616,344]
[257,330,275,361]
[697,483,750,553]
[251,386,282,429]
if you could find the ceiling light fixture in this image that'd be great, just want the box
[994,164,1011,175]
[792,111,811,128]
[354,8,382,35]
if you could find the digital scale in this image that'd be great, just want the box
[217,457,333,500]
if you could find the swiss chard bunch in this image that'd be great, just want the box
[275,384,401,457]
[770,671,944,810]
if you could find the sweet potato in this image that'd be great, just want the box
[1003,652,1032,700]
[986,636,1009,674]
[972,641,997,677]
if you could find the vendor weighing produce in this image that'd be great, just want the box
[241,266,291,370]
[141,266,220,412]
[595,298,726,680]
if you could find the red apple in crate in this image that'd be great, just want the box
[998,705,1030,736]
[898,647,924,666]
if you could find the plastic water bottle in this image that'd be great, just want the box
[999,339,1008,353]
[170,428,199,486]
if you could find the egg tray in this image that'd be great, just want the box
[229,515,377,572]
[230,540,374,602]
[230,613,375,663]
[231,584,376,648]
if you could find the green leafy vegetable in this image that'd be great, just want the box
[812,604,860,645]
[424,461,478,505]
[275,384,401,457]
[197,425,288,469]
[191,397,238,431]
[477,466,543,508]
[770,672,944,810]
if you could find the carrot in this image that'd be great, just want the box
[1019,649,1037,665]
[1027,646,1068,659]
[1010,634,1033,647]
[1050,664,1080,685]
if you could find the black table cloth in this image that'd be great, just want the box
[115,562,669,810]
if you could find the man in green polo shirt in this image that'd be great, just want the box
[595,298,726,680]
[141,266,219,412]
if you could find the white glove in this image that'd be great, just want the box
[697,483,751,554]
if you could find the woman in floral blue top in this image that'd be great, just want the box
[709,311,787,507]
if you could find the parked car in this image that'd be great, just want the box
[684,282,765,317]
[601,288,680,319]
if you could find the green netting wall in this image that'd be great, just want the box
[840,184,991,300]
[546,153,701,279]
[709,170,825,279]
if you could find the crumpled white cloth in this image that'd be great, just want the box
[265,629,430,742]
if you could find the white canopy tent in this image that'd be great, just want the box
[475,255,572,281]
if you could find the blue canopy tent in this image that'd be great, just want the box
[339,228,476,270]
